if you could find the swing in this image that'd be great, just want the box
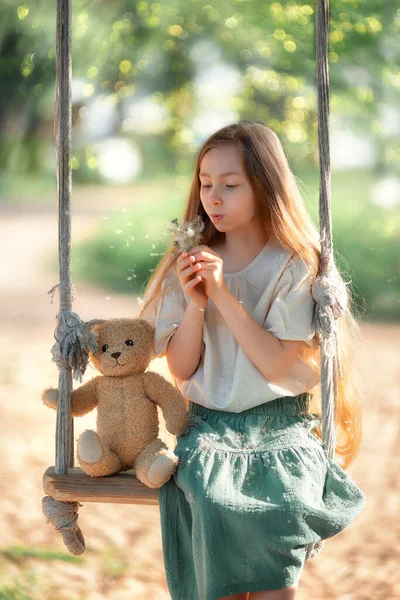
[42,0,345,560]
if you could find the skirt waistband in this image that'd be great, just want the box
[188,393,313,418]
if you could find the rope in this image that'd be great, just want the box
[304,0,349,562]
[42,496,85,556]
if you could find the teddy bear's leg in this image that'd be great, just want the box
[134,438,179,489]
[77,430,122,477]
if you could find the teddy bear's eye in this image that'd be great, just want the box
[102,344,108,352]
[125,339,134,347]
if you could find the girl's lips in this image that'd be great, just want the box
[211,214,224,221]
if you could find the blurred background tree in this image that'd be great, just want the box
[1,0,399,181]
[0,0,399,318]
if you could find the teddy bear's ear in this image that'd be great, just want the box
[138,318,155,336]
[86,319,107,330]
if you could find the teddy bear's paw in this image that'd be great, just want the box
[147,451,178,488]
[78,430,102,463]
[42,388,58,409]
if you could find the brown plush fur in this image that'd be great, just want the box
[42,318,188,489]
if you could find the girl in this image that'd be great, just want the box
[140,122,366,600]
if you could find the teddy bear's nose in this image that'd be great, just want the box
[111,352,122,359]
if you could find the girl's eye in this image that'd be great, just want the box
[125,339,134,347]
[201,185,237,188]
[102,344,108,352]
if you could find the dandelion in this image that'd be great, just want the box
[167,215,205,251]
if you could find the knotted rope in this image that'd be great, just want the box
[42,496,85,556]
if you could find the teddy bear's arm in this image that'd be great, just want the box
[143,371,188,437]
[70,376,101,417]
[42,376,101,417]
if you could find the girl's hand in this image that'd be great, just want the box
[176,250,208,309]
[189,245,228,300]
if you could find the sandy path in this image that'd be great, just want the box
[0,203,399,599]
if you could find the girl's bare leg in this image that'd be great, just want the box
[249,585,297,600]
[216,594,249,600]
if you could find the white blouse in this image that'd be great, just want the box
[141,237,321,413]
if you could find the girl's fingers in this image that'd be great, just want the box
[190,245,221,258]
[180,263,201,280]
[185,274,202,289]
[190,250,220,263]
[177,254,196,271]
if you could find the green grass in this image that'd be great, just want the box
[0,545,84,564]
[0,545,85,600]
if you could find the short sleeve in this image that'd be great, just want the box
[263,257,317,347]
[140,269,186,359]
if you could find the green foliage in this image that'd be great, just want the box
[71,180,186,294]
[1,0,399,179]
[68,171,400,320]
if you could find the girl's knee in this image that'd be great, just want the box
[216,594,249,600]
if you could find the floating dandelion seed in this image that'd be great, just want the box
[109,245,115,249]
[167,215,205,252]
[103,216,108,220]
[130,236,135,241]
[116,229,123,235]
[127,222,132,227]
[137,297,144,306]
[105,296,111,300]
[122,208,127,213]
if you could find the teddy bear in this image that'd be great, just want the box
[42,317,188,489]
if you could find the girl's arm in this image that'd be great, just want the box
[165,300,205,381]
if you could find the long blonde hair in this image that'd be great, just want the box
[140,121,365,469]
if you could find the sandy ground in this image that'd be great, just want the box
[0,202,399,600]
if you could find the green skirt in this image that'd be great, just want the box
[158,393,366,600]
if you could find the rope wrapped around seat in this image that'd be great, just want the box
[42,496,85,556]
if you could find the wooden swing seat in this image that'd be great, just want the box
[43,466,159,505]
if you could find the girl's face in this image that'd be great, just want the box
[199,144,260,237]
